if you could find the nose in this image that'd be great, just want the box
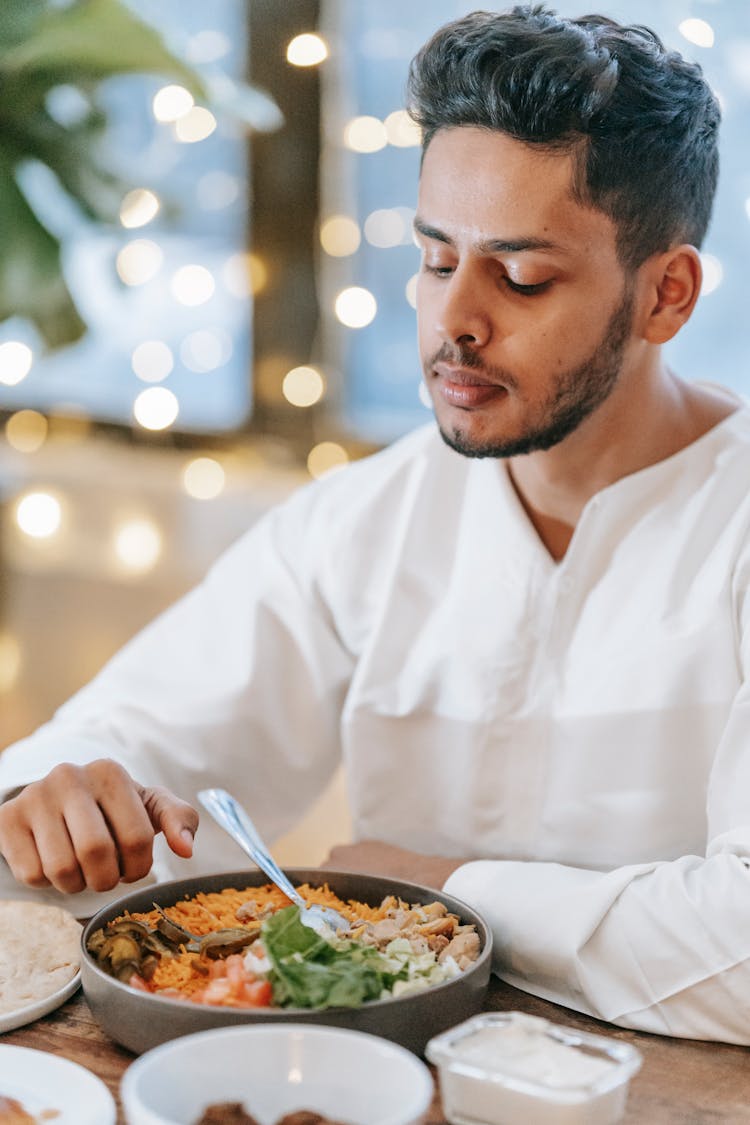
[433,264,492,348]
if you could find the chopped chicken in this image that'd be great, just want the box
[438,929,481,969]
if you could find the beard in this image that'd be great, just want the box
[429,282,635,460]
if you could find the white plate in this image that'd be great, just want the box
[0,1044,115,1124]
[0,969,81,1033]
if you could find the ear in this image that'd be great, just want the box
[640,245,702,345]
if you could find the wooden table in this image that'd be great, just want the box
[4,976,749,1123]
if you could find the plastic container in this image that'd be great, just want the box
[426,1011,642,1125]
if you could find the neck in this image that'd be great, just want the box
[506,356,739,561]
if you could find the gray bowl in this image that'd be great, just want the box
[81,868,492,1057]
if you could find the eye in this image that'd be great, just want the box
[423,262,454,278]
[504,278,552,296]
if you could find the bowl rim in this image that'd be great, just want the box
[120,1020,436,1125]
[82,866,493,1017]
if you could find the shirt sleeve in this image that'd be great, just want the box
[445,561,750,1046]
[0,483,354,908]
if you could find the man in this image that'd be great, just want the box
[1,6,748,1042]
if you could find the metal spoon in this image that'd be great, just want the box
[197,787,352,935]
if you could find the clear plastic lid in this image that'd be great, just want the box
[425,1011,643,1097]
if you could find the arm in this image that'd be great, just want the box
[441,674,750,1044]
[0,484,353,906]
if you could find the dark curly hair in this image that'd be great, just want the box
[407,5,720,268]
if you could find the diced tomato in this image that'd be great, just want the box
[188,955,272,1008]
[241,978,272,1007]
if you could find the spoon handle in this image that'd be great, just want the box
[197,787,305,910]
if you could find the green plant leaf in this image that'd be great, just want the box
[1,0,206,96]
[0,152,86,348]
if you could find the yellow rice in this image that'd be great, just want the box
[125,883,399,998]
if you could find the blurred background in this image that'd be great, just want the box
[0,0,747,861]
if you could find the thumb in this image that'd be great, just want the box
[137,784,199,858]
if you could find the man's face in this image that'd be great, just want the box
[415,127,636,459]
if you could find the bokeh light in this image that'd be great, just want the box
[182,457,226,500]
[171,264,216,306]
[180,329,232,373]
[119,188,160,229]
[364,208,407,249]
[5,410,48,453]
[320,215,361,257]
[287,33,328,67]
[679,18,715,48]
[113,518,162,573]
[0,633,21,693]
[222,252,268,298]
[700,253,723,295]
[116,240,163,286]
[15,491,62,539]
[282,365,326,407]
[307,441,349,479]
[152,84,194,123]
[384,109,421,147]
[133,387,179,430]
[334,287,377,328]
[174,106,217,143]
[343,116,388,153]
[0,341,33,386]
[131,340,174,383]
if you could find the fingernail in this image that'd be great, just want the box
[180,828,194,847]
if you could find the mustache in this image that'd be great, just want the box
[425,343,519,391]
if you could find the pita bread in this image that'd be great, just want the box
[0,900,82,1015]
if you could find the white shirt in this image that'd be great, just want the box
[3,411,750,1042]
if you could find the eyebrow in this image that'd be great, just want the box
[413,218,565,255]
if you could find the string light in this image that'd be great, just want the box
[5,410,48,452]
[116,240,163,285]
[282,366,326,407]
[15,491,62,539]
[334,287,377,328]
[133,387,179,430]
[320,215,361,257]
[182,457,226,499]
[119,188,160,229]
[307,441,349,478]
[131,340,174,383]
[152,84,194,123]
[171,264,216,306]
[174,106,217,143]
[343,116,388,153]
[286,33,328,67]
[0,341,33,386]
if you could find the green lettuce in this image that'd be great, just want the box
[261,905,406,1009]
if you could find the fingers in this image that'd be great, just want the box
[136,784,199,859]
[0,759,199,894]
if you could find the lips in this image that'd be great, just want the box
[432,363,507,409]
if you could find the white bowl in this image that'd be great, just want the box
[121,1022,434,1125]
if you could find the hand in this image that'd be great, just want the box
[0,759,199,894]
[322,840,467,890]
